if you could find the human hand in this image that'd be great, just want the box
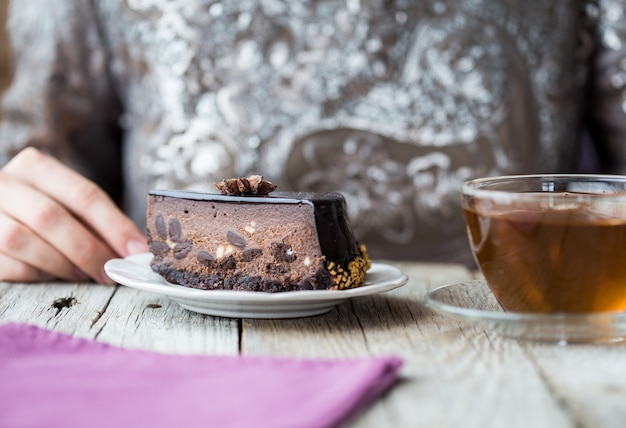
[0,147,148,283]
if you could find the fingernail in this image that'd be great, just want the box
[74,269,90,282]
[126,238,148,256]
[37,269,55,281]
[100,268,115,285]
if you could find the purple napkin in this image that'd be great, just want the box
[0,323,401,428]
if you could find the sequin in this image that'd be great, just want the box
[0,0,614,264]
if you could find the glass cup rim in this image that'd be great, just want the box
[462,173,626,201]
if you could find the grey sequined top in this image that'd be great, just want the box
[1,0,625,264]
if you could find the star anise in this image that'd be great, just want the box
[214,175,277,196]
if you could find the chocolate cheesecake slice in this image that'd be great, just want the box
[146,185,370,292]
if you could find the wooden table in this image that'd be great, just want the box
[1,261,625,428]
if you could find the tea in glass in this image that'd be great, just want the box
[462,175,626,313]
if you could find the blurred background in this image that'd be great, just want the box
[0,0,10,120]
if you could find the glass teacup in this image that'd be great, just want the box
[462,174,626,313]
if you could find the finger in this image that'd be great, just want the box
[0,250,56,282]
[0,213,88,281]
[0,173,116,284]
[4,148,148,257]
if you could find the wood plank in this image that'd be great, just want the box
[0,281,240,355]
[241,262,572,427]
[524,344,626,428]
[91,286,240,355]
[240,262,474,358]
[0,281,117,339]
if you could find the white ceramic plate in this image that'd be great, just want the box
[424,280,626,344]
[104,253,408,319]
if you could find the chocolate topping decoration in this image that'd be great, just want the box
[214,175,277,196]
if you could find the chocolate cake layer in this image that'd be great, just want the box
[146,190,370,292]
